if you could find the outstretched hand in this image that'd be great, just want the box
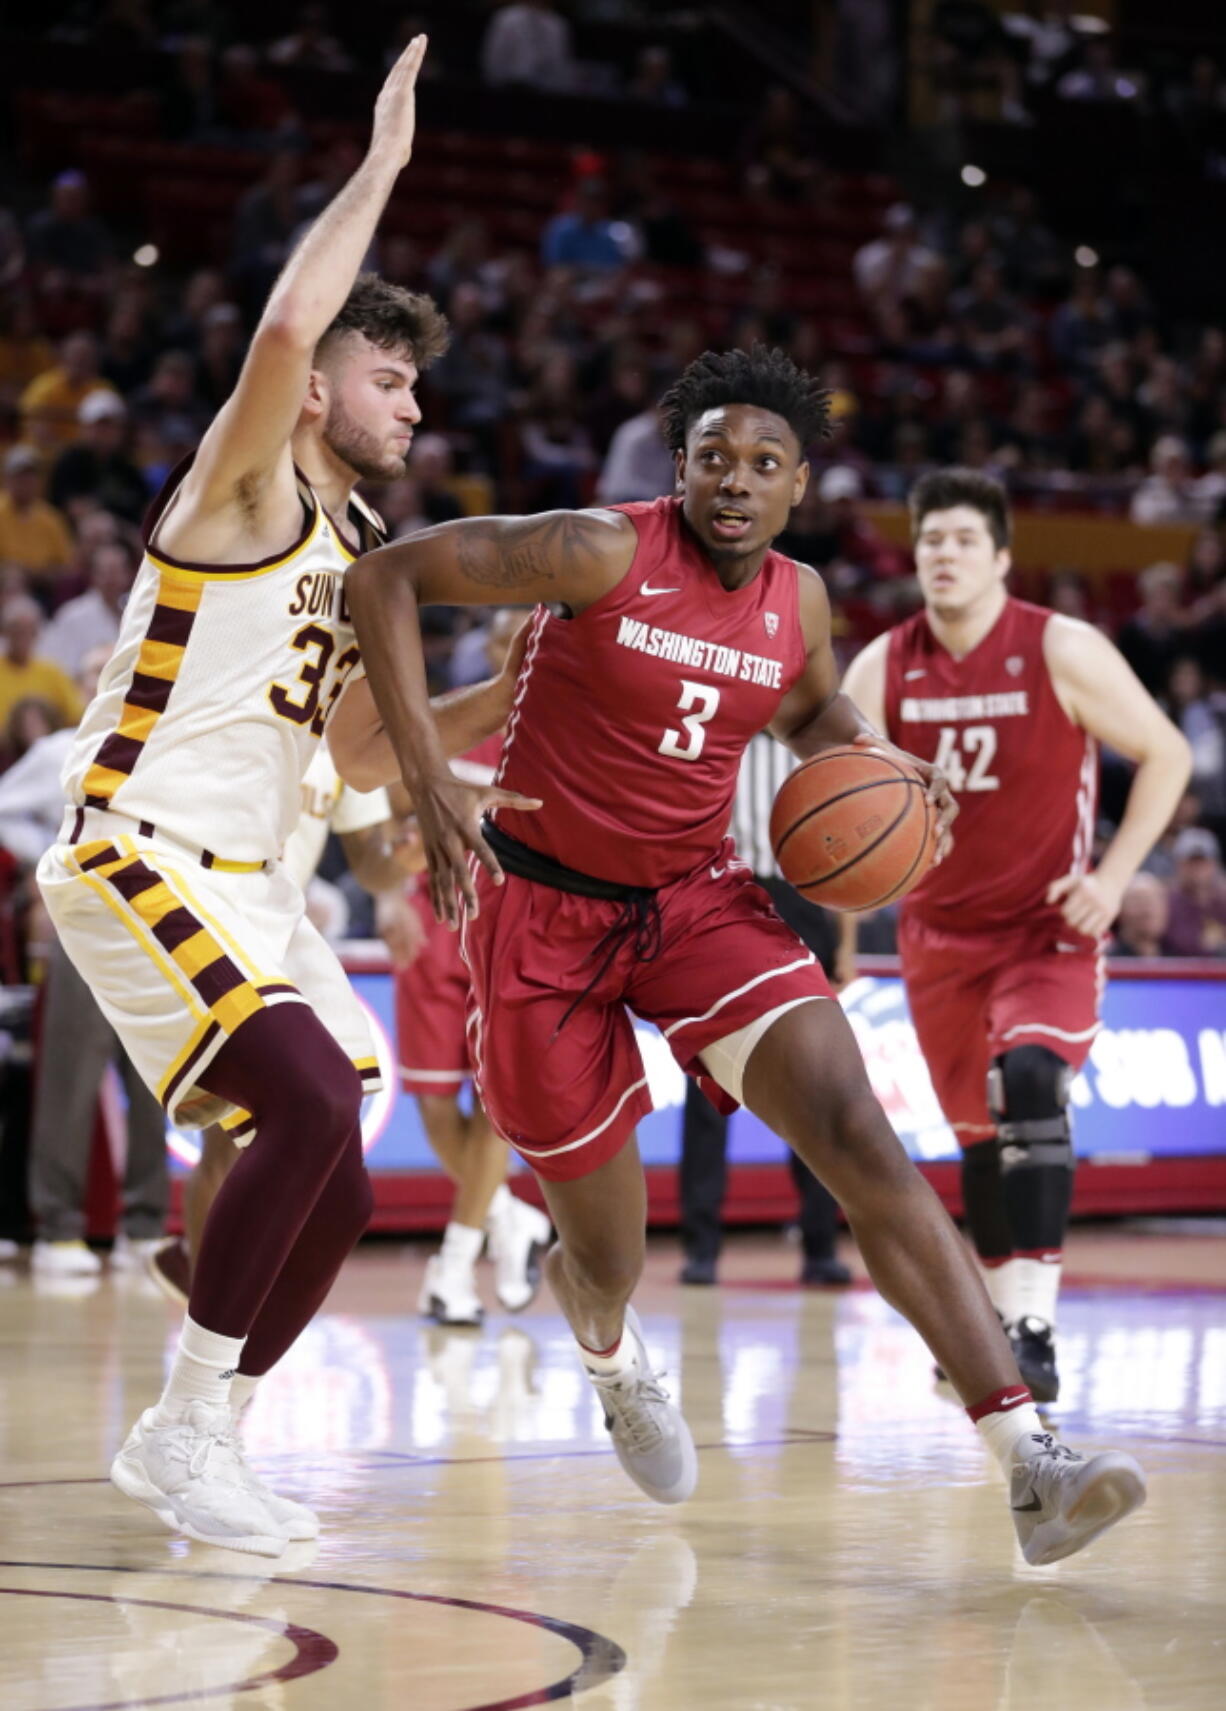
[371,33,427,170]
[413,773,542,928]
[851,731,957,864]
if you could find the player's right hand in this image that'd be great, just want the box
[370,34,427,170]
[413,773,542,928]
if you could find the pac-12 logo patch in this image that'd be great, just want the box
[1006,654,1024,676]
[764,611,779,638]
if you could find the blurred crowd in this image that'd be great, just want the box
[0,2,1224,966]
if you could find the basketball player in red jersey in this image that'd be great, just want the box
[341,349,1147,1564]
[841,469,1191,1402]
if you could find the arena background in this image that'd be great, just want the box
[1,0,1224,1237]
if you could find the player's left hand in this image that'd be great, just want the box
[852,731,958,865]
[1046,870,1121,939]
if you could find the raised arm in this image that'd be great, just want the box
[346,508,636,923]
[1043,615,1192,936]
[160,37,428,554]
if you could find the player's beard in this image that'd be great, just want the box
[323,397,406,483]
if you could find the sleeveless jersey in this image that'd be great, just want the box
[61,463,384,864]
[493,496,808,888]
[883,597,1096,933]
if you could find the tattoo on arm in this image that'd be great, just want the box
[454,513,605,590]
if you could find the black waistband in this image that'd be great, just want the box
[482,819,657,903]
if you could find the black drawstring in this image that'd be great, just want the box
[554,890,663,1037]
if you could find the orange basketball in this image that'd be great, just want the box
[770,745,937,911]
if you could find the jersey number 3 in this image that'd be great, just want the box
[659,680,720,762]
[269,624,360,738]
[933,723,999,792]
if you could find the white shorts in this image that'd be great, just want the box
[37,808,381,1143]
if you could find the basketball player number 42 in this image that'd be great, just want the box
[659,680,720,761]
[932,724,999,792]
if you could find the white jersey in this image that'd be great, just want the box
[282,743,390,890]
[60,463,384,864]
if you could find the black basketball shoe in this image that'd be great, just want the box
[1011,1316,1059,1403]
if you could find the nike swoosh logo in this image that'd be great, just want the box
[641,580,681,596]
[1011,1494,1044,1513]
[904,669,926,681]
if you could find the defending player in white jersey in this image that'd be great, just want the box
[36,35,535,1559]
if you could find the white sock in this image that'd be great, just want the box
[485,1185,513,1228]
[970,1385,1050,1475]
[980,1258,1022,1324]
[228,1373,261,1418]
[579,1325,636,1378]
[1011,1256,1062,1328]
[154,1316,245,1423]
[440,1221,484,1269]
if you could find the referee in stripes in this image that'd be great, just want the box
[678,733,853,1287]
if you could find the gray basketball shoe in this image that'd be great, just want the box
[1010,1431,1146,1565]
[584,1305,697,1505]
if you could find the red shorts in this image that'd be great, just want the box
[899,912,1103,1146]
[395,894,472,1095]
[461,839,833,1182]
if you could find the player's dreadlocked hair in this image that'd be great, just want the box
[314,273,451,369]
[658,344,831,455]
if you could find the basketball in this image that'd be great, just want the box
[770,745,937,910]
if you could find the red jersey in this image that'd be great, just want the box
[884,597,1096,934]
[493,497,808,888]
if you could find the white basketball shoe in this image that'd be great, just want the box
[110,1402,288,1557]
[418,1252,484,1327]
[1010,1431,1147,1565]
[584,1306,697,1505]
[487,1195,551,1312]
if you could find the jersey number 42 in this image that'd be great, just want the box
[932,723,999,793]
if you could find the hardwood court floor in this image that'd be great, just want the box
[1,1225,1223,1711]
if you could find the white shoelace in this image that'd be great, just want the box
[596,1368,672,1453]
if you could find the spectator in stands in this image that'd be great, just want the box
[0,447,74,595]
[1109,872,1171,958]
[1056,34,1141,102]
[160,35,222,143]
[0,596,82,731]
[1131,435,1201,524]
[949,260,1028,369]
[41,539,136,677]
[269,3,353,72]
[1117,562,1188,696]
[596,406,672,504]
[627,45,688,107]
[741,85,824,203]
[1164,827,1226,955]
[99,297,157,396]
[541,178,631,274]
[129,350,210,451]
[24,170,115,294]
[405,433,466,526]
[49,392,149,526]
[195,303,245,411]
[216,43,299,145]
[1049,267,1115,374]
[1192,431,1226,521]
[481,0,576,93]
[1166,656,1226,820]
[853,204,941,324]
[426,283,511,462]
[0,297,56,413]
[517,352,597,510]
[19,332,118,453]
[231,150,304,316]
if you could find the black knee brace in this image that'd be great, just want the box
[987,1046,1076,1251]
